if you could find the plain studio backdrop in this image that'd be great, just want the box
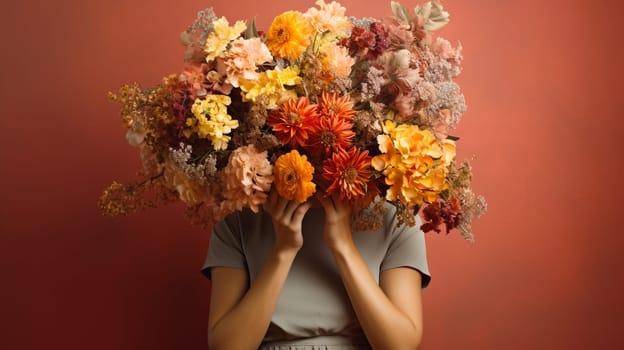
[1,0,622,348]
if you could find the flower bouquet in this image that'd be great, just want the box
[100,0,486,240]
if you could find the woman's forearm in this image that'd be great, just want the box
[332,243,422,350]
[209,249,297,350]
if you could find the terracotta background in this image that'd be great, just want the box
[1,0,623,348]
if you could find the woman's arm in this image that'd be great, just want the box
[207,191,311,350]
[208,251,297,350]
[319,195,424,350]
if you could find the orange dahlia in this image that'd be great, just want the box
[274,150,316,203]
[305,115,355,156]
[266,11,312,59]
[322,147,375,204]
[267,97,318,148]
[317,91,356,120]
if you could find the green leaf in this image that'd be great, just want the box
[414,3,431,19]
[391,1,411,22]
[417,1,450,31]
[179,31,192,45]
[243,17,258,39]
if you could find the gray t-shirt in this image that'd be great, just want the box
[202,203,431,348]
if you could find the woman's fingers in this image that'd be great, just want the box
[274,195,289,217]
[282,200,301,221]
[316,193,332,211]
[292,202,311,224]
[318,192,348,217]
[331,193,349,213]
[265,189,310,226]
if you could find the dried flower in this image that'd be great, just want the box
[164,159,211,206]
[352,197,386,231]
[180,8,218,63]
[383,17,415,50]
[415,1,450,31]
[205,59,233,95]
[179,63,210,98]
[341,22,387,60]
[102,2,484,240]
[421,196,462,234]
[169,143,210,185]
[428,81,465,128]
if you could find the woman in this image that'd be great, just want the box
[202,190,431,350]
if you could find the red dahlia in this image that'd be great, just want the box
[317,91,356,120]
[267,97,318,148]
[322,147,375,202]
[305,115,355,156]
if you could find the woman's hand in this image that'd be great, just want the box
[317,193,355,254]
[263,189,311,255]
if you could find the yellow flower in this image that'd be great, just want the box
[270,66,301,86]
[204,17,247,61]
[274,150,316,203]
[239,67,301,109]
[371,121,454,207]
[187,95,239,150]
[441,139,456,166]
[266,11,312,59]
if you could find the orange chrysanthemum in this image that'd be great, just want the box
[274,150,316,203]
[267,96,318,148]
[305,115,355,156]
[322,147,375,204]
[317,91,356,120]
[266,11,313,59]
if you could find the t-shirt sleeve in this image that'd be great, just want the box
[201,213,247,279]
[380,215,431,288]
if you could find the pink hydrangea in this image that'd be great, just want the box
[304,0,351,35]
[321,42,355,79]
[221,145,274,213]
[223,38,273,88]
